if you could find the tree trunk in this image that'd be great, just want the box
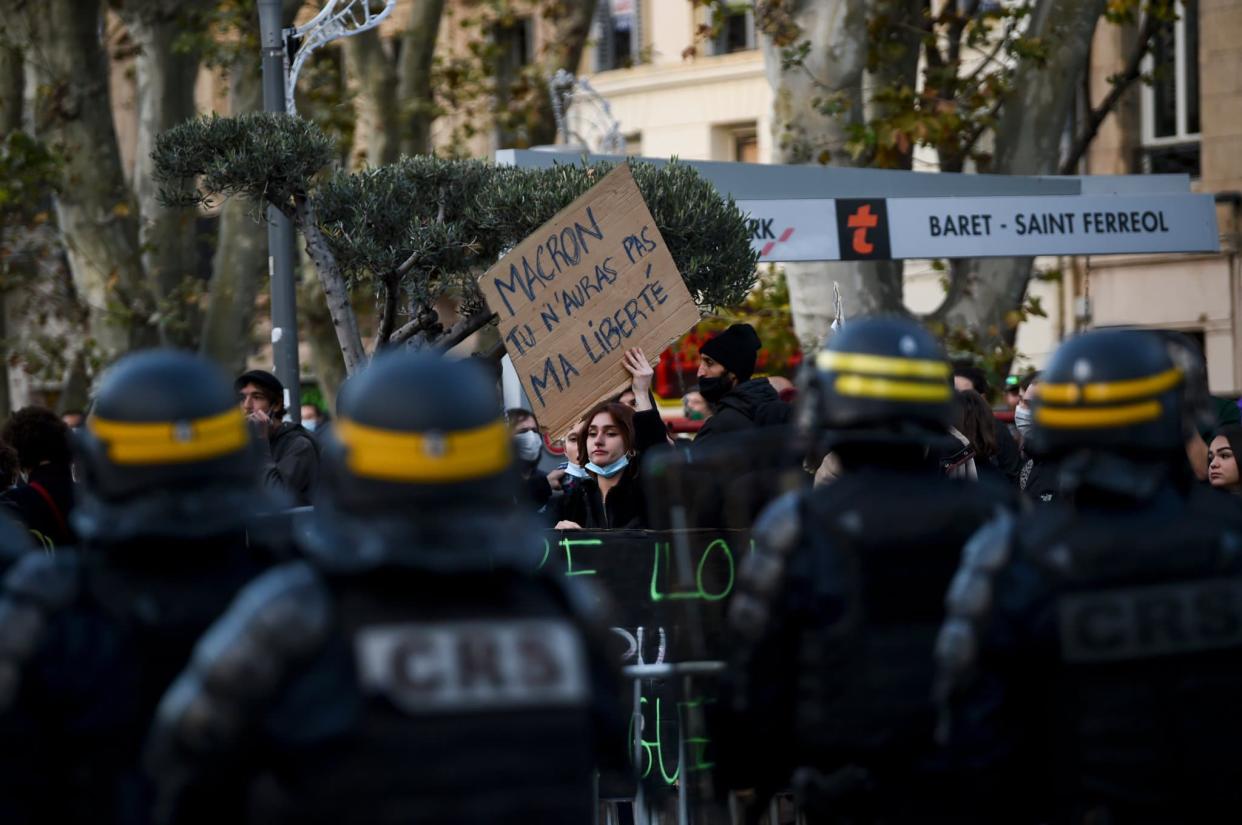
[396,0,447,157]
[0,43,22,417]
[936,0,1107,354]
[344,29,401,168]
[495,0,598,148]
[292,195,366,373]
[200,53,269,374]
[15,0,158,358]
[759,0,905,340]
[123,5,203,348]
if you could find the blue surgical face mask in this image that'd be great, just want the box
[564,461,589,479]
[1014,405,1033,436]
[303,419,317,432]
[586,454,630,478]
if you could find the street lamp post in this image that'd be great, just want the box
[256,0,301,423]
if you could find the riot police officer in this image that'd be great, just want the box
[0,350,275,825]
[716,316,1015,823]
[935,328,1242,823]
[146,349,626,825]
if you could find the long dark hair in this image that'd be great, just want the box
[576,401,636,468]
[955,389,997,462]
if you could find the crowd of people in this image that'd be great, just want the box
[0,316,1238,824]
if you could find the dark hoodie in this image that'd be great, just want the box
[692,378,791,448]
[263,422,320,507]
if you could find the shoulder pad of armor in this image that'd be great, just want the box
[0,552,80,711]
[751,491,802,559]
[550,573,613,633]
[154,561,333,756]
[2,551,79,610]
[932,510,1017,740]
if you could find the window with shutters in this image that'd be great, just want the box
[594,0,642,71]
[709,1,756,55]
[1141,0,1200,177]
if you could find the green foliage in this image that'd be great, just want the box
[152,113,335,213]
[476,160,759,311]
[0,132,60,223]
[314,155,508,313]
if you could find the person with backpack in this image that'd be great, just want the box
[0,406,75,548]
[691,323,790,449]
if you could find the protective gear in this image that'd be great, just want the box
[303,419,317,433]
[148,350,627,825]
[1028,328,1184,459]
[563,462,589,480]
[1013,404,1033,437]
[716,455,1015,820]
[936,488,1242,823]
[513,429,543,463]
[697,374,733,404]
[804,315,954,449]
[73,349,258,543]
[586,454,629,478]
[700,323,762,381]
[935,328,1242,823]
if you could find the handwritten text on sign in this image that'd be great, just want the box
[478,164,700,438]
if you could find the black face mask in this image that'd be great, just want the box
[698,375,734,404]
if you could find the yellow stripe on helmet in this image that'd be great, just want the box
[89,408,248,465]
[336,417,510,483]
[1035,400,1162,429]
[818,350,950,379]
[833,374,952,403]
[1039,367,1182,405]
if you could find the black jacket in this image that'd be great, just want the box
[558,409,666,530]
[0,462,75,548]
[263,423,319,507]
[693,379,790,448]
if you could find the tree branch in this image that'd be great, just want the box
[390,303,439,346]
[292,194,367,373]
[373,271,400,350]
[1058,13,1163,175]
[433,310,496,353]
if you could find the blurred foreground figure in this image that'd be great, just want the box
[936,329,1242,823]
[717,316,1014,823]
[0,351,271,825]
[147,351,626,825]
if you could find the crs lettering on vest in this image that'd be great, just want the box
[355,619,589,714]
[1058,579,1242,663]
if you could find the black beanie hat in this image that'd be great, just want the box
[235,369,285,411]
[700,323,762,381]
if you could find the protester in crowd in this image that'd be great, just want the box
[0,351,276,825]
[60,409,85,429]
[956,389,1001,477]
[683,386,712,421]
[555,348,667,530]
[953,361,1022,483]
[146,349,626,825]
[1208,424,1242,495]
[936,329,1242,822]
[692,323,790,447]
[508,407,561,509]
[300,401,332,441]
[616,388,638,408]
[0,443,19,491]
[1003,377,1022,410]
[236,369,319,507]
[716,316,1015,822]
[1014,371,1039,446]
[0,406,76,548]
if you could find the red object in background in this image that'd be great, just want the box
[665,417,705,434]
[656,325,802,398]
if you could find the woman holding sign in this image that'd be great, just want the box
[555,348,666,530]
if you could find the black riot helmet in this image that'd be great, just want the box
[317,349,515,515]
[803,315,954,448]
[1029,329,1184,459]
[72,349,258,543]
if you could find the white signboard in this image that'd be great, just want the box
[739,194,1220,262]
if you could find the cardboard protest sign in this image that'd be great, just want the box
[478,163,701,438]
